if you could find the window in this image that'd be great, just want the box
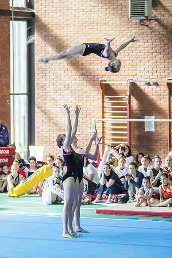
[10,1,35,159]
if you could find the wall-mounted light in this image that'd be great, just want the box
[145,79,150,86]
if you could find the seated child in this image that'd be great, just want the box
[115,156,128,185]
[135,176,155,207]
[7,165,25,190]
[42,164,64,205]
[138,156,150,177]
[93,163,124,204]
[26,156,40,194]
[125,161,144,203]
[135,152,144,167]
[149,155,164,192]
[0,164,10,192]
[157,173,172,207]
[163,156,172,183]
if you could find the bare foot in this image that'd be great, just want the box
[69,231,82,237]
[62,233,76,238]
[76,227,89,233]
[37,58,49,63]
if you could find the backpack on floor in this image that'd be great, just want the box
[115,194,129,203]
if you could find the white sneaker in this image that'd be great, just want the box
[127,197,136,203]
[92,199,101,204]
[106,199,112,204]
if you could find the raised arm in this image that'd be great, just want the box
[102,38,115,57]
[86,136,102,160]
[63,104,72,152]
[115,36,136,56]
[70,105,81,144]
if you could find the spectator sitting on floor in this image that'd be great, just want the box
[148,155,164,192]
[7,165,25,190]
[55,156,67,177]
[135,152,144,167]
[0,120,9,147]
[111,144,134,168]
[135,176,156,207]
[93,163,124,204]
[115,156,128,186]
[98,145,115,178]
[138,156,150,177]
[151,173,172,207]
[83,157,100,195]
[15,153,29,170]
[12,159,26,178]
[37,155,54,196]
[42,164,64,205]
[0,164,10,192]
[163,156,172,183]
[125,161,144,203]
[26,156,40,194]
[46,155,54,168]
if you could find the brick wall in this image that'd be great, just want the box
[35,0,172,162]
[0,0,9,9]
[0,0,10,141]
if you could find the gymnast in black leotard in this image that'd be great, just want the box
[56,104,101,238]
[56,104,81,238]
[71,136,101,234]
[38,37,137,73]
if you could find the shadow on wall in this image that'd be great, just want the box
[131,82,168,151]
[153,0,172,16]
[152,0,172,42]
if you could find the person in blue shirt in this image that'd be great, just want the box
[0,120,9,147]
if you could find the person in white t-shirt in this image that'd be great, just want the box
[83,157,99,195]
[138,156,150,177]
[115,156,128,186]
[111,144,134,168]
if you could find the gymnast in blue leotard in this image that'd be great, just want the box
[38,37,137,73]
[135,177,155,207]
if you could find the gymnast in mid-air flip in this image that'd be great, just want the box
[38,37,137,73]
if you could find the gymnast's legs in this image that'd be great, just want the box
[62,177,76,238]
[38,44,86,63]
[74,179,89,233]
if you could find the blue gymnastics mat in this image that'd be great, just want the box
[1,214,172,258]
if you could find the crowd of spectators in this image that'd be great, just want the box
[1,142,172,208]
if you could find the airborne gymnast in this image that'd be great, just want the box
[38,37,137,73]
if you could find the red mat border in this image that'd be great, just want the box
[96,208,172,218]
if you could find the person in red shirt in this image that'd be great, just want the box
[12,160,26,178]
[7,161,25,190]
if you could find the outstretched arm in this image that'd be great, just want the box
[86,136,102,160]
[72,133,97,155]
[70,105,81,144]
[115,36,137,56]
[63,104,72,152]
[102,38,115,58]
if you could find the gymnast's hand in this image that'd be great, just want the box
[90,133,97,142]
[63,104,70,114]
[96,136,102,145]
[75,104,81,116]
[130,36,137,42]
[104,38,115,43]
